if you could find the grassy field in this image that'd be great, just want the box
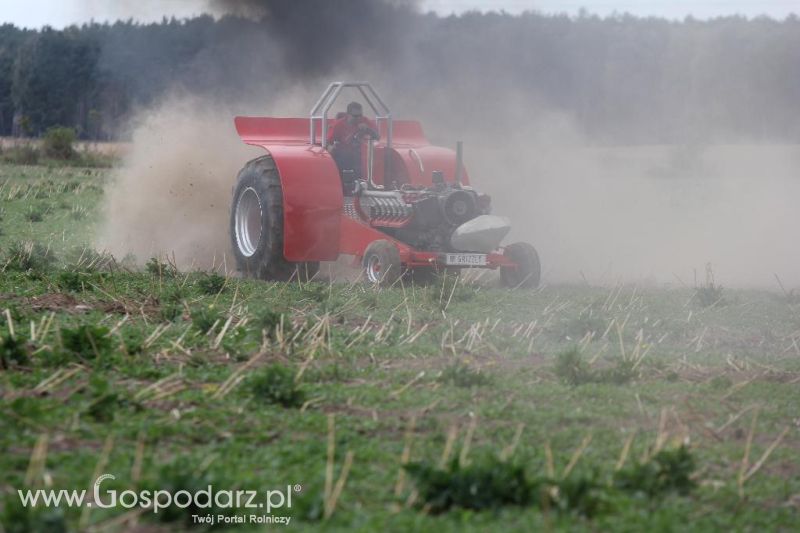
[0,162,799,532]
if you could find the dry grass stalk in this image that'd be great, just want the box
[389,371,425,398]
[439,425,459,468]
[783,335,800,356]
[670,409,691,445]
[588,342,610,365]
[737,408,760,497]
[603,283,624,311]
[24,433,49,488]
[135,373,182,401]
[299,397,324,413]
[615,432,636,471]
[393,415,417,497]
[562,434,593,479]
[650,407,670,459]
[37,311,56,342]
[721,378,754,401]
[80,434,115,529]
[143,323,171,348]
[147,381,186,403]
[600,318,616,340]
[401,323,428,345]
[325,450,354,519]
[578,331,594,351]
[33,365,83,395]
[458,415,477,466]
[227,282,239,314]
[212,315,234,349]
[545,440,555,478]
[4,308,15,338]
[742,427,790,485]
[322,414,355,520]
[108,315,129,337]
[630,329,652,369]
[715,405,758,434]
[694,327,710,353]
[294,349,316,382]
[499,423,525,461]
[211,350,264,399]
[725,354,745,372]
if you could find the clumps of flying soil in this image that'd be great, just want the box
[97,95,256,271]
[96,86,324,272]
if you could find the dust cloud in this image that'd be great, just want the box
[95,4,800,289]
[432,103,800,288]
[472,134,800,288]
[97,95,252,270]
[96,88,322,270]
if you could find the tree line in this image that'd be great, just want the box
[0,8,798,144]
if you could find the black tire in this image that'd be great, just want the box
[500,242,541,288]
[362,240,403,287]
[230,155,316,280]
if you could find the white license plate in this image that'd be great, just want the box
[445,253,487,266]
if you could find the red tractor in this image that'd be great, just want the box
[230,82,540,287]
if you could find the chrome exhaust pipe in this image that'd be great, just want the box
[367,139,383,190]
[455,140,463,188]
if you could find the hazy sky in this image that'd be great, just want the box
[1,0,797,28]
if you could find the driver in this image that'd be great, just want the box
[327,102,379,188]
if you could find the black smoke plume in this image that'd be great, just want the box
[208,0,419,76]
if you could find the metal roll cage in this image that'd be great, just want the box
[310,81,393,190]
[310,81,393,151]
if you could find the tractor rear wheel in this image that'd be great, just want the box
[500,242,540,288]
[230,155,319,281]
[362,240,402,287]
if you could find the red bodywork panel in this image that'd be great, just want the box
[236,117,342,261]
[268,145,343,261]
[235,117,310,145]
[235,116,487,265]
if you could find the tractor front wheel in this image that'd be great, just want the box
[500,242,541,288]
[230,155,319,281]
[362,240,402,287]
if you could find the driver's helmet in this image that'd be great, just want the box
[346,102,363,118]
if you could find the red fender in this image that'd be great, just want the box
[269,145,343,261]
[235,117,342,262]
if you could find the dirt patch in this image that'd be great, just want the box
[380,350,549,376]
[27,293,81,312]
[2,292,162,317]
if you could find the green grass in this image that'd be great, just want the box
[0,164,104,253]
[0,162,799,531]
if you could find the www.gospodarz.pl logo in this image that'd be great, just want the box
[17,474,300,525]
